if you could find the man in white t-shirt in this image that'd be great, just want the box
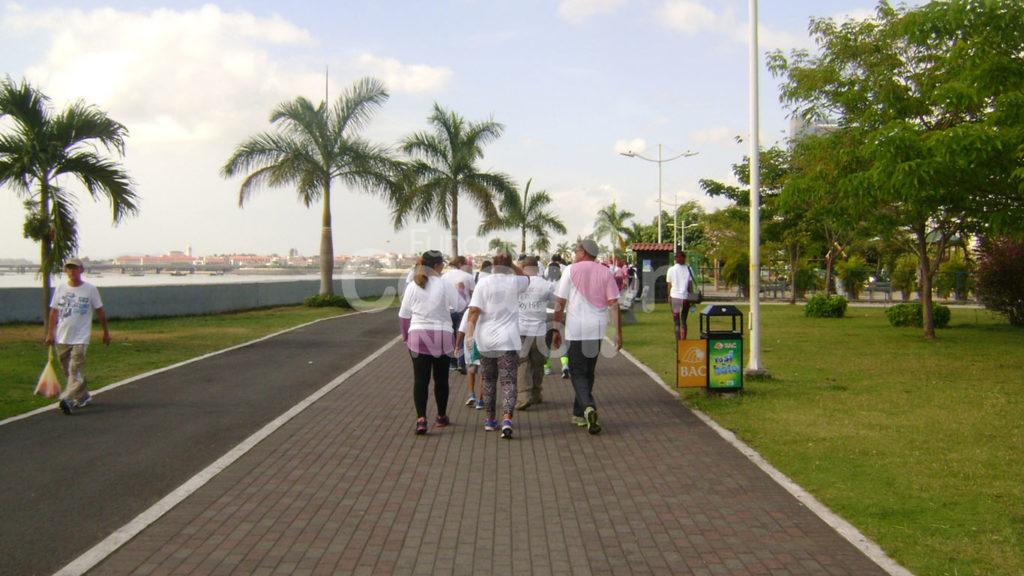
[515,256,556,410]
[666,251,696,340]
[551,239,621,435]
[45,258,110,415]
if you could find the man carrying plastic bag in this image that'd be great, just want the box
[45,258,110,415]
[34,346,62,398]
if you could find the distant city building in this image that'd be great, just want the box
[789,116,836,144]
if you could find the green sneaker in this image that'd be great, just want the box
[584,406,601,435]
[571,416,587,427]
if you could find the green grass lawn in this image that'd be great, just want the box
[624,304,1024,576]
[0,306,350,421]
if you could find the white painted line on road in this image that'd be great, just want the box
[1,307,387,428]
[619,348,915,576]
[53,334,401,576]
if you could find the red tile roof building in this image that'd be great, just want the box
[629,243,675,252]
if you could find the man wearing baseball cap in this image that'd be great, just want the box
[551,239,622,434]
[45,258,110,415]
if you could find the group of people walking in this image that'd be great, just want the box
[398,239,622,438]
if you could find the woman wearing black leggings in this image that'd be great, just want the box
[399,251,468,435]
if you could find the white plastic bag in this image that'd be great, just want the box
[34,347,62,399]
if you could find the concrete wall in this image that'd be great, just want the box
[0,277,405,323]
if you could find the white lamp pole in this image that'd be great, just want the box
[620,146,698,245]
[747,0,766,376]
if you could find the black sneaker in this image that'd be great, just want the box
[500,419,513,439]
[561,367,570,379]
[58,399,73,415]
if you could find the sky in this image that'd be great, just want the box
[0,0,893,261]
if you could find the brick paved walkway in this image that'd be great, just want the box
[89,339,889,576]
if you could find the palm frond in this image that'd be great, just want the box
[0,77,50,133]
[48,101,128,155]
[332,77,389,136]
[55,151,138,222]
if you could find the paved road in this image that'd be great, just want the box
[74,329,891,575]
[0,310,396,576]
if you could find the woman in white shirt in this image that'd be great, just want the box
[466,253,529,439]
[399,250,467,435]
[666,251,696,340]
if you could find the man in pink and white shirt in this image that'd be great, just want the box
[551,239,621,435]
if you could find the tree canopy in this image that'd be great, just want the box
[768,0,1024,336]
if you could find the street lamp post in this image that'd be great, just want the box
[620,146,698,244]
[747,0,767,377]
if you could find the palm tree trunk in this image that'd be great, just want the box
[450,188,459,257]
[40,184,52,336]
[521,226,527,255]
[319,181,334,296]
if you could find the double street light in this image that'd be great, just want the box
[620,145,698,244]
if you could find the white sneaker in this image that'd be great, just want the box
[76,392,92,408]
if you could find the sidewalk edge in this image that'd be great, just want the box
[1,308,384,428]
[52,334,401,576]
[619,348,915,576]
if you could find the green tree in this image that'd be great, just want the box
[701,145,811,303]
[769,0,1024,337]
[395,103,516,257]
[477,178,566,254]
[624,221,656,245]
[222,77,396,296]
[0,78,138,331]
[592,202,634,258]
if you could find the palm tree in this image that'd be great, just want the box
[487,237,516,257]
[593,202,635,258]
[222,77,396,296]
[478,178,566,255]
[0,78,138,332]
[395,103,516,256]
[624,221,655,245]
[530,234,552,255]
[555,241,574,261]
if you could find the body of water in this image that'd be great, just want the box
[0,271,397,289]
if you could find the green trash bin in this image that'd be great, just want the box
[699,305,744,391]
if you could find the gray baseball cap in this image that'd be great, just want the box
[578,239,599,257]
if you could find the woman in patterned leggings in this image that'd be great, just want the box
[465,252,529,439]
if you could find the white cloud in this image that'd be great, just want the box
[658,0,719,34]
[613,138,647,155]
[831,8,876,22]
[689,126,738,146]
[3,5,451,144]
[658,0,809,51]
[355,54,452,94]
[558,0,627,23]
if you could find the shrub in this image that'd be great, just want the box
[975,237,1024,326]
[885,302,951,328]
[935,254,974,300]
[804,294,848,318]
[890,254,918,301]
[303,294,349,308]
[836,255,871,300]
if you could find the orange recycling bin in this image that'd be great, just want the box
[676,339,707,388]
